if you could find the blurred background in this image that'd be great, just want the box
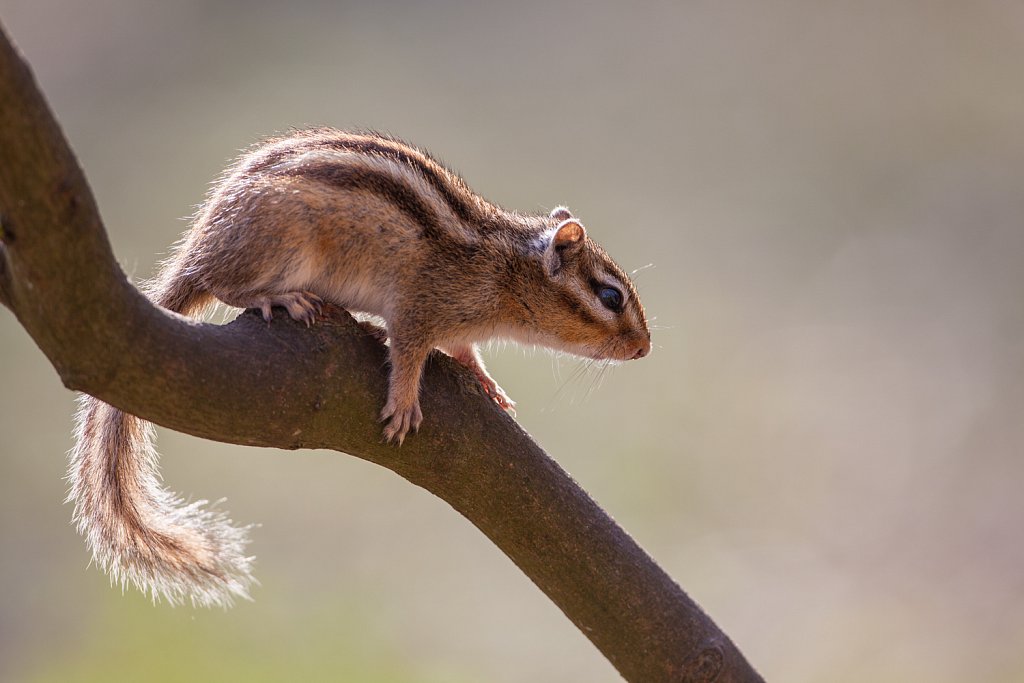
[2,1,1023,681]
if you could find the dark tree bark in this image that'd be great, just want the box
[0,22,764,683]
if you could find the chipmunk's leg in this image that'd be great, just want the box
[380,336,431,445]
[445,343,516,412]
[215,289,324,326]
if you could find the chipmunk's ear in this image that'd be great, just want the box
[549,206,573,221]
[544,219,586,275]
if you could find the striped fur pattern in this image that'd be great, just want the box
[69,128,650,606]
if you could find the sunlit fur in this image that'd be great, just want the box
[69,128,650,607]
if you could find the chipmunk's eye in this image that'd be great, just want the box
[597,286,623,312]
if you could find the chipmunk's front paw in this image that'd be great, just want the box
[380,400,423,445]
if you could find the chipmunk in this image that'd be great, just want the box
[67,128,651,607]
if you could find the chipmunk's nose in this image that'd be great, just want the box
[630,337,652,360]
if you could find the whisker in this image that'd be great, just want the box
[544,362,582,410]
[544,340,613,410]
[576,342,616,401]
[550,354,563,383]
[584,359,613,401]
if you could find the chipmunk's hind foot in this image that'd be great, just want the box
[223,290,324,325]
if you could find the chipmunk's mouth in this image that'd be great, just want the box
[582,335,651,362]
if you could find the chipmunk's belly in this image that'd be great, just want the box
[307,266,391,321]
[281,213,418,318]
[329,274,390,317]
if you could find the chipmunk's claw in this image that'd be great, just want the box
[476,373,516,414]
[380,400,422,445]
[251,291,323,326]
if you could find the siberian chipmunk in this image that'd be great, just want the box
[68,128,651,607]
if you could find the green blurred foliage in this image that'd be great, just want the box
[2,1,1024,682]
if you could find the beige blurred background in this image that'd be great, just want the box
[2,1,1023,681]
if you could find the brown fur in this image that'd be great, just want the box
[69,128,650,606]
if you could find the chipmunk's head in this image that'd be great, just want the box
[530,207,651,362]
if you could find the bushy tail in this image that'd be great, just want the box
[67,258,255,607]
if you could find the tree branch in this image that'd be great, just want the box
[0,21,763,683]
[0,240,11,308]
